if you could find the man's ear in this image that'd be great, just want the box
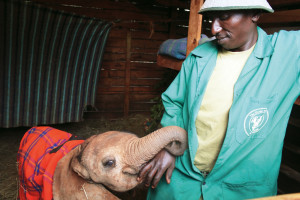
[71,144,90,180]
[251,10,261,23]
[252,14,260,23]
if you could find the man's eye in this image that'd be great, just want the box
[218,13,231,21]
[219,14,230,20]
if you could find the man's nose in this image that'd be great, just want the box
[211,19,222,35]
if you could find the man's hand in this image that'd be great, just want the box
[137,149,175,189]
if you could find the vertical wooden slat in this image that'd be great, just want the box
[124,31,131,116]
[186,0,204,56]
[169,7,179,38]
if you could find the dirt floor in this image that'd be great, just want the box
[0,114,151,200]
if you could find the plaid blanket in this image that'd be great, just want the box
[157,34,214,59]
[17,127,84,200]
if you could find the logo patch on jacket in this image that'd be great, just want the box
[244,108,269,136]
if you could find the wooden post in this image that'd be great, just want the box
[186,0,204,56]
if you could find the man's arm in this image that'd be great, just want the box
[137,56,192,188]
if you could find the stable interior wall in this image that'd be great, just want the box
[30,0,192,119]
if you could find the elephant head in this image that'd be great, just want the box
[53,126,187,199]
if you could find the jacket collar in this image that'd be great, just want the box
[253,26,273,58]
[190,26,274,59]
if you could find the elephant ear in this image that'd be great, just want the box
[71,138,94,180]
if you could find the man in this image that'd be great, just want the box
[138,0,300,199]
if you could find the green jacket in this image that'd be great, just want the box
[148,27,300,200]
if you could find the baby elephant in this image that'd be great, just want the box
[17,126,187,200]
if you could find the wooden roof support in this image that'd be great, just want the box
[186,0,204,56]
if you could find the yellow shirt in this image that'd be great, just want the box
[194,45,255,172]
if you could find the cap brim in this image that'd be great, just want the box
[198,6,274,14]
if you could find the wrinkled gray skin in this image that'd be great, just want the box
[53,126,187,200]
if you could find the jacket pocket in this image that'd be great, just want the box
[235,94,277,144]
[222,180,273,200]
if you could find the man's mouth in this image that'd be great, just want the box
[216,36,228,44]
[216,36,226,41]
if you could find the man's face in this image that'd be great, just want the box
[205,10,259,51]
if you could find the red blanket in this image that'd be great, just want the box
[17,127,84,200]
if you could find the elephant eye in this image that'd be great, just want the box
[103,159,116,168]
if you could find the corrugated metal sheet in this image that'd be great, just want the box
[0,0,112,128]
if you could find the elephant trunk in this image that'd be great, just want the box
[126,126,187,168]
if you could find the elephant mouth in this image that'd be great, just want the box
[122,166,139,177]
[124,171,138,177]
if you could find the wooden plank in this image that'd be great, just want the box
[131,30,169,40]
[157,54,183,70]
[269,0,300,9]
[131,39,163,49]
[129,86,162,92]
[97,78,125,87]
[173,26,189,37]
[131,53,157,62]
[130,62,166,70]
[95,93,124,110]
[113,22,170,33]
[259,9,300,24]
[96,102,124,110]
[155,0,190,9]
[109,29,128,38]
[106,37,127,48]
[128,110,151,116]
[252,193,300,200]
[99,70,125,78]
[186,0,204,56]
[130,70,167,78]
[129,93,159,101]
[130,102,156,111]
[102,61,126,70]
[104,46,127,54]
[130,79,163,87]
[98,85,126,92]
[130,48,160,54]
[102,53,126,61]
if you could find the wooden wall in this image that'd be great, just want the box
[30,0,191,119]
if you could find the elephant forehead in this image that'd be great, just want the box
[90,131,136,149]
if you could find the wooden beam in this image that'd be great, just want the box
[186,0,204,56]
[155,0,189,8]
[157,54,183,70]
[259,9,300,24]
[268,0,300,8]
